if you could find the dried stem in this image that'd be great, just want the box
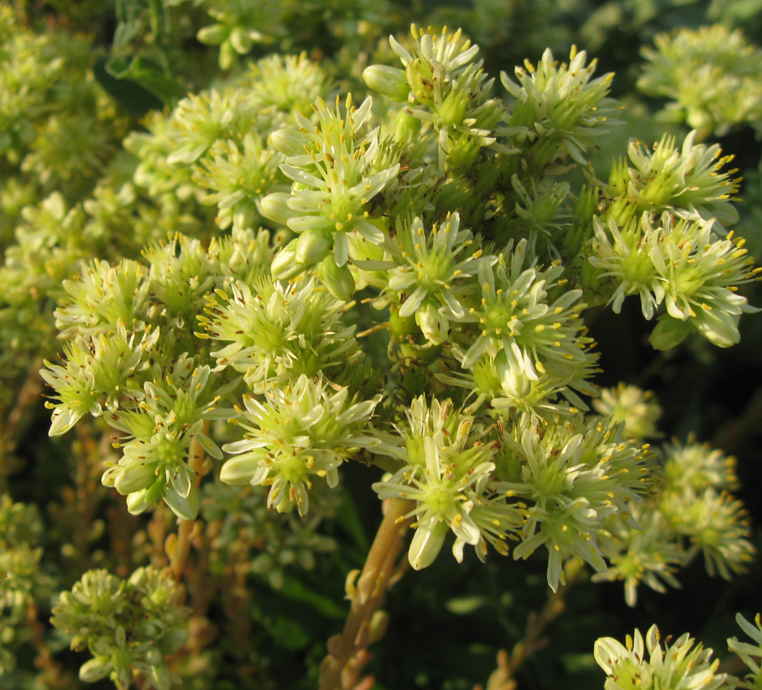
[319,497,413,690]
[169,424,209,582]
[474,566,583,690]
[0,358,43,481]
[26,600,69,686]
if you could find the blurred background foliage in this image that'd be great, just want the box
[1,0,762,689]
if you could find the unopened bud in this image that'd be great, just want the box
[271,239,306,280]
[363,65,410,102]
[126,479,164,516]
[79,657,112,683]
[316,255,355,301]
[296,227,333,266]
[260,192,299,226]
[394,108,421,145]
[416,300,449,345]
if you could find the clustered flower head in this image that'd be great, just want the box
[41,230,278,519]
[593,383,662,440]
[595,614,762,690]
[383,212,489,345]
[27,12,759,663]
[370,395,520,569]
[592,211,759,349]
[196,0,284,69]
[198,274,361,392]
[365,25,506,171]
[0,495,52,675]
[638,24,762,139]
[51,567,190,690]
[500,44,620,171]
[221,374,381,516]
[494,412,648,590]
[594,625,733,690]
[262,93,400,275]
[593,436,753,605]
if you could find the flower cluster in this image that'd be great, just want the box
[365,25,506,171]
[594,625,733,690]
[196,0,284,69]
[639,24,762,139]
[262,93,400,275]
[221,374,381,516]
[41,230,277,519]
[604,131,741,228]
[593,436,753,605]
[500,45,620,172]
[370,396,520,569]
[0,494,52,676]
[593,383,662,440]
[198,274,362,392]
[51,567,190,690]
[125,54,338,234]
[592,212,759,349]
[383,212,489,345]
[494,412,648,590]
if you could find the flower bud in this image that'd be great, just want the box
[271,239,306,280]
[416,300,449,345]
[114,461,159,495]
[394,108,422,145]
[604,197,637,227]
[162,627,190,653]
[126,479,164,515]
[259,192,299,226]
[296,227,333,266]
[640,171,678,210]
[608,157,630,197]
[270,127,310,158]
[447,133,481,171]
[316,255,355,301]
[230,28,254,55]
[363,65,410,102]
[196,25,228,46]
[574,183,599,222]
[437,90,468,127]
[79,656,112,683]
[368,610,389,644]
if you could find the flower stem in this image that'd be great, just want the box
[319,497,413,690]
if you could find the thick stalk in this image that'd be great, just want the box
[319,497,413,690]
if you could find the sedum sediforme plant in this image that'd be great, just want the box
[0,4,760,690]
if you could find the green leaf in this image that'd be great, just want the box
[277,575,346,619]
[93,57,163,118]
[334,486,369,552]
[106,55,187,104]
[649,314,692,351]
